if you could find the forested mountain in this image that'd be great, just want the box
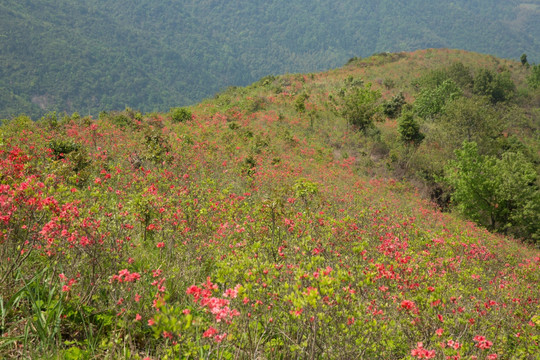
[1,0,540,118]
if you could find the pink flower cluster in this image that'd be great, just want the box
[473,335,493,349]
[187,278,241,323]
[440,339,461,350]
[110,269,141,283]
[202,327,226,342]
[59,273,77,292]
[401,299,418,314]
[186,278,241,343]
[411,342,436,359]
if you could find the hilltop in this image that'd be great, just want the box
[1,0,540,118]
[0,49,539,359]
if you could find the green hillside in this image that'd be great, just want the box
[1,49,539,359]
[1,0,540,118]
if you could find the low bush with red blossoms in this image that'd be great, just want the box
[110,268,141,283]
[411,342,436,359]
[186,277,241,325]
[473,335,494,350]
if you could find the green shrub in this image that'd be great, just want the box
[383,92,405,118]
[445,142,540,242]
[294,93,309,113]
[170,107,192,123]
[144,130,172,164]
[438,96,502,153]
[447,62,474,89]
[105,109,140,128]
[527,64,540,89]
[473,69,515,103]
[397,111,424,145]
[521,53,528,66]
[414,79,462,120]
[340,83,381,132]
[413,69,449,90]
[48,139,81,160]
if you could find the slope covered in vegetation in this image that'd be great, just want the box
[2,0,540,118]
[0,49,539,359]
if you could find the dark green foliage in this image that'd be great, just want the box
[47,138,92,186]
[170,107,192,123]
[49,140,81,160]
[243,155,257,177]
[255,75,277,87]
[346,56,361,65]
[110,113,133,128]
[446,62,474,89]
[228,122,240,130]
[38,112,59,129]
[473,69,515,103]
[144,131,172,164]
[104,108,142,129]
[497,135,537,164]
[344,76,364,88]
[382,92,406,118]
[521,53,528,66]
[294,93,309,113]
[251,134,269,154]
[490,71,516,103]
[246,97,268,114]
[48,139,80,160]
[473,69,496,97]
[398,111,424,145]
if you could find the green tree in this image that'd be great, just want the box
[382,92,406,118]
[446,62,474,89]
[414,79,462,120]
[340,83,381,132]
[414,69,449,90]
[170,107,192,123]
[398,111,424,145]
[472,69,494,97]
[473,69,515,103]
[520,53,528,66]
[295,93,309,113]
[491,71,516,103]
[438,96,502,152]
[445,142,539,242]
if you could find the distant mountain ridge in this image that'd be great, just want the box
[1,0,539,118]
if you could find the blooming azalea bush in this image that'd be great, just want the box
[148,278,242,358]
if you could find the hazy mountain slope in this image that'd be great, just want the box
[0,0,217,116]
[1,0,539,118]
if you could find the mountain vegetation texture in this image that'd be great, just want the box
[1,0,540,118]
[1,49,539,359]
